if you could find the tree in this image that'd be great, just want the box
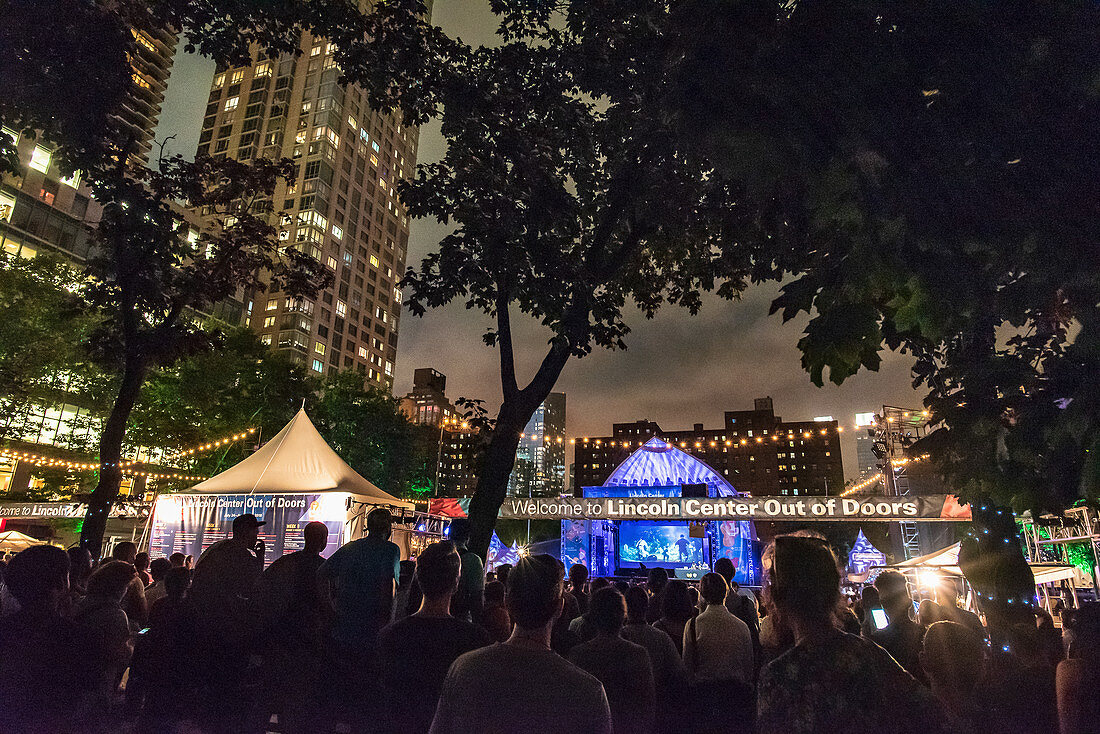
[393,2,773,557]
[77,154,329,556]
[311,371,416,498]
[0,253,101,441]
[668,0,1099,628]
[127,328,314,477]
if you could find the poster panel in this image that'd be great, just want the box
[150,493,346,566]
[560,519,589,569]
[713,520,758,585]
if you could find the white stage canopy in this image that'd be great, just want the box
[187,408,411,509]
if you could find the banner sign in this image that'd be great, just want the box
[498,494,971,522]
[0,502,148,519]
[149,493,346,567]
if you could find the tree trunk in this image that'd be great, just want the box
[467,358,569,560]
[80,356,147,559]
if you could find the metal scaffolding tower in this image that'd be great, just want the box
[873,406,931,560]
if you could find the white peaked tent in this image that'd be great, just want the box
[187,408,411,508]
[149,409,415,562]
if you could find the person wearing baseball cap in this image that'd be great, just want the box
[189,512,267,722]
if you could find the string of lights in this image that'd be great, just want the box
[839,453,931,498]
[167,427,258,459]
[0,426,256,480]
[496,426,852,446]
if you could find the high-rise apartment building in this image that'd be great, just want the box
[574,397,844,497]
[123,26,178,167]
[853,411,878,480]
[198,35,421,388]
[0,24,176,499]
[398,367,478,496]
[0,25,176,262]
[508,393,566,497]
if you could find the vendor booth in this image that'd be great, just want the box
[563,437,759,584]
[147,409,416,564]
[890,541,1092,611]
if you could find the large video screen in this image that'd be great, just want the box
[618,522,705,569]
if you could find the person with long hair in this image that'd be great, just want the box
[653,580,694,655]
[756,535,949,734]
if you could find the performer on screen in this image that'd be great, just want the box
[676,534,690,562]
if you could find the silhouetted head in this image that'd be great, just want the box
[112,541,137,564]
[67,546,93,587]
[714,557,736,584]
[164,566,191,601]
[700,572,729,606]
[366,508,392,538]
[448,518,471,547]
[6,545,69,612]
[416,541,461,601]
[625,585,649,624]
[874,570,912,619]
[589,587,626,635]
[507,554,564,632]
[485,580,506,606]
[766,535,841,630]
[149,557,172,583]
[169,552,186,568]
[661,580,695,624]
[303,521,329,553]
[569,563,588,588]
[496,563,512,586]
[134,552,150,572]
[231,513,265,546]
[87,561,137,602]
[921,621,986,696]
[647,567,669,594]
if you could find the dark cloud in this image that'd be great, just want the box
[156,0,926,483]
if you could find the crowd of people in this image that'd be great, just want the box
[0,512,1097,734]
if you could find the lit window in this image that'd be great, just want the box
[224,96,239,111]
[358,346,368,358]
[266,299,278,311]
[347,114,357,130]
[39,185,55,205]
[0,191,15,222]
[385,361,393,377]
[60,170,81,188]
[314,342,326,355]
[263,316,276,328]
[212,73,225,88]
[326,256,337,270]
[331,224,343,239]
[260,335,272,346]
[231,70,244,84]
[29,146,51,173]
[132,72,151,90]
[310,45,322,56]
[370,255,380,268]
[336,301,346,316]
[312,359,323,372]
[254,62,272,77]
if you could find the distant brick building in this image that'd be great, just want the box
[573,397,843,497]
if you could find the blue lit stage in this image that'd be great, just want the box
[561,438,760,584]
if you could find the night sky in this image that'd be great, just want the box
[155,1,926,482]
